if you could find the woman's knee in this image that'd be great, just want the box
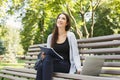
[42,55,53,70]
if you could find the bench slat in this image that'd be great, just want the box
[78,40,120,48]
[54,73,119,80]
[25,56,37,60]
[101,69,120,75]
[80,48,120,54]
[24,65,34,69]
[104,62,120,67]
[96,55,120,60]
[80,55,120,60]
[0,68,67,80]
[25,61,120,67]
[4,67,36,74]
[1,70,36,79]
[25,61,35,64]
[29,44,46,48]
[0,74,28,80]
[28,48,40,52]
[27,52,40,55]
[77,34,120,43]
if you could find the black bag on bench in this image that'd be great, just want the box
[34,52,43,70]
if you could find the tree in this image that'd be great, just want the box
[20,0,46,54]
[0,25,7,55]
[0,40,5,55]
[0,0,24,63]
[94,0,120,36]
[67,0,102,38]
[20,0,69,53]
[0,25,23,63]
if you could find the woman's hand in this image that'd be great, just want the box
[74,70,81,80]
[41,52,46,60]
[76,70,80,74]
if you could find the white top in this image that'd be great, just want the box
[47,31,82,74]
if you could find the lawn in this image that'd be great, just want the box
[0,58,25,70]
[0,58,26,80]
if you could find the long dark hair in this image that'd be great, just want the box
[51,13,71,47]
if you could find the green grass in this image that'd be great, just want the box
[0,58,25,70]
[0,78,9,80]
[0,59,26,80]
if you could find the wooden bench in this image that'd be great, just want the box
[0,34,120,80]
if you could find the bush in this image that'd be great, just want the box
[0,40,5,55]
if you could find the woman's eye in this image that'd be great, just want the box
[62,17,66,20]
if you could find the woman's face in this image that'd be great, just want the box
[56,14,67,29]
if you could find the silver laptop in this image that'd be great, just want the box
[81,56,104,76]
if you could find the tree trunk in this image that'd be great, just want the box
[67,5,83,39]
[81,14,89,38]
[90,0,101,37]
[90,10,95,37]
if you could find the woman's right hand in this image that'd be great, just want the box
[41,52,46,60]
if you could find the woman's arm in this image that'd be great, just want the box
[70,32,82,73]
[47,34,52,48]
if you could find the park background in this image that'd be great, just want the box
[0,0,120,69]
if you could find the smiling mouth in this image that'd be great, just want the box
[58,22,63,25]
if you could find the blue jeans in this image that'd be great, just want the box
[36,55,70,80]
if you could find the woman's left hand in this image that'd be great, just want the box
[76,70,80,74]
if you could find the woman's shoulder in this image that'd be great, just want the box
[48,34,52,37]
[67,31,75,37]
[47,34,52,41]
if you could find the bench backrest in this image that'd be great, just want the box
[25,34,120,77]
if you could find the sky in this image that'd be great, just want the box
[0,0,28,29]
[6,15,22,29]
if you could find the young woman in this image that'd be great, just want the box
[36,12,82,80]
